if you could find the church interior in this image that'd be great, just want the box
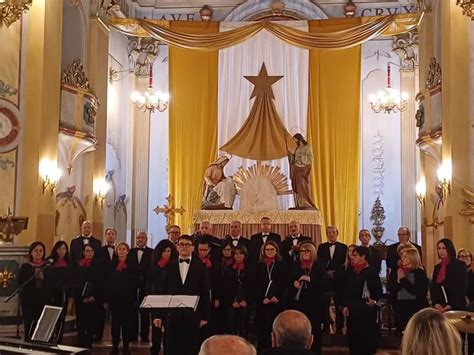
[0,0,473,354]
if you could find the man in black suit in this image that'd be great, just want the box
[358,229,382,274]
[153,235,210,355]
[70,221,101,264]
[249,217,281,270]
[167,224,181,244]
[224,220,250,249]
[280,221,311,264]
[317,225,347,333]
[95,227,118,342]
[129,231,154,342]
[386,226,422,275]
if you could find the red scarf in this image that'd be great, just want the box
[200,257,212,268]
[233,261,245,271]
[31,259,43,267]
[79,258,93,267]
[116,259,127,271]
[437,257,450,283]
[300,260,313,270]
[222,256,234,267]
[157,258,169,269]
[401,266,414,274]
[264,256,275,267]
[55,257,68,268]
[353,261,369,274]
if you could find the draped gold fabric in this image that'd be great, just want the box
[307,18,362,245]
[220,93,296,160]
[168,22,219,232]
[108,13,423,50]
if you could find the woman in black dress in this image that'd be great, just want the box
[256,240,287,351]
[214,239,234,333]
[221,245,254,338]
[430,238,467,313]
[457,248,474,305]
[343,246,382,355]
[287,242,325,355]
[106,242,138,354]
[18,242,49,340]
[335,243,356,333]
[149,239,177,355]
[48,240,72,343]
[73,244,103,349]
[390,247,428,331]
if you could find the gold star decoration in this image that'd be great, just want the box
[244,63,283,100]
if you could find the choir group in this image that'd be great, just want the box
[17,217,474,355]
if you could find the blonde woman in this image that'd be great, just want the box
[389,248,428,331]
[256,240,287,351]
[287,242,324,354]
[401,308,461,355]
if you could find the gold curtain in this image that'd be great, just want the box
[307,18,362,245]
[168,22,219,233]
[109,13,422,50]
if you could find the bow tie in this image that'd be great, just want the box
[262,234,269,237]
[329,243,336,246]
[179,258,190,264]
[107,245,115,249]
[137,247,145,251]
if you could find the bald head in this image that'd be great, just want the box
[199,335,256,355]
[272,310,313,349]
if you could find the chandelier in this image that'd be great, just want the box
[0,0,32,27]
[131,65,169,113]
[369,64,408,114]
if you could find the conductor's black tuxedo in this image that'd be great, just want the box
[158,257,210,355]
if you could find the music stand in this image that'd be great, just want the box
[29,305,63,345]
[141,295,199,355]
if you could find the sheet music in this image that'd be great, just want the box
[441,285,449,305]
[169,295,199,311]
[140,295,172,308]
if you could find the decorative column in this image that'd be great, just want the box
[393,32,419,236]
[129,38,159,241]
[88,16,110,240]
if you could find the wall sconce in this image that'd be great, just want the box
[39,159,62,195]
[93,179,109,208]
[437,160,452,205]
[415,177,426,207]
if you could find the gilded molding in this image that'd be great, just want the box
[0,80,18,97]
[456,0,474,20]
[392,31,419,72]
[62,60,90,90]
[0,0,33,28]
[459,188,474,223]
[425,57,442,89]
[128,38,160,77]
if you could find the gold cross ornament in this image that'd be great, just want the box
[153,194,185,232]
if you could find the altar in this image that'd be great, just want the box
[193,209,322,245]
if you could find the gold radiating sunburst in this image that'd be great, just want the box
[232,162,291,195]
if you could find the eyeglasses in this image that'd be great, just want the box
[178,243,193,248]
[459,255,471,259]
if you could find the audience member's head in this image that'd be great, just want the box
[401,308,461,355]
[326,225,339,243]
[436,238,457,260]
[199,335,256,355]
[397,227,411,243]
[271,310,313,350]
